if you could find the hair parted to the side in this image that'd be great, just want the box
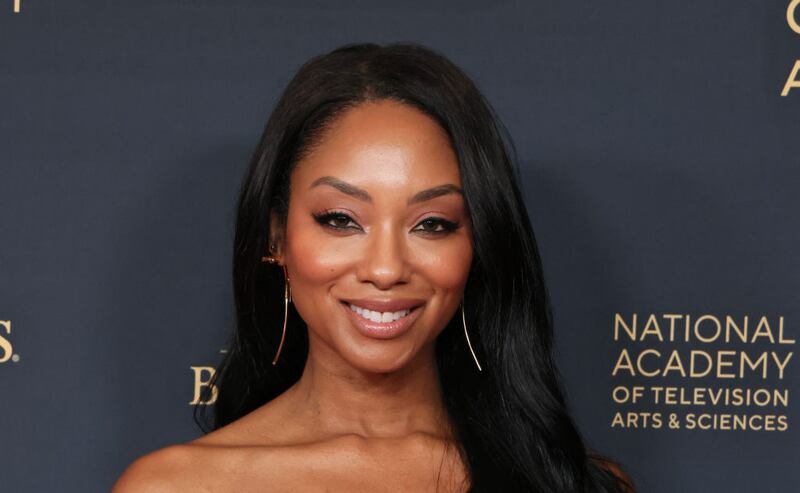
[194,42,633,493]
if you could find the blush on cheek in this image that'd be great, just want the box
[414,238,473,290]
[282,234,349,339]
[285,208,354,282]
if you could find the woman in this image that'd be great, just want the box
[115,42,633,492]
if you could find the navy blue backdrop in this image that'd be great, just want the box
[1,1,798,491]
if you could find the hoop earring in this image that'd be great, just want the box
[271,264,291,365]
[260,247,291,365]
[461,301,482,372]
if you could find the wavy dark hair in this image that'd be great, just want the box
[195,42,632,493]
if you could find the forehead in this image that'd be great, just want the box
[291,100,461,191]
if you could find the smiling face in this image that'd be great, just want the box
[275,99,473,374]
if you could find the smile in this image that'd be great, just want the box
[347,303,411,323]
[340,300,423,340]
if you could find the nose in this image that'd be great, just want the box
[356,221,410,290]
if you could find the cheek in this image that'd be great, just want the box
[284,211,352,292]
[410,234,473,339]
[280,213,339,335]
[411,233,473,295]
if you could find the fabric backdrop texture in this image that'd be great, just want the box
[1,1,798,492]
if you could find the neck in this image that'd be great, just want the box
[283,335,453,441]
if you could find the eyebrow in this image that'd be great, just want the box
[309,176,463,205]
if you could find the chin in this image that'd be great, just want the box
[343,347,418,374]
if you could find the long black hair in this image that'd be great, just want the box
[195,42,632,493]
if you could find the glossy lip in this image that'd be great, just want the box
[340,300,424,340]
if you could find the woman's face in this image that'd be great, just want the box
[279,99,473,373]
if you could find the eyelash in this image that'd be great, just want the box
[312,211,460,236]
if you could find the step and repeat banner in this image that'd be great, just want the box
[1,1,798,492]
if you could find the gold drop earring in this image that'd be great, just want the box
[461,300,482,372]
[261,242,291,365]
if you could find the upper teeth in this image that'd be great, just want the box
[348,303,411,323]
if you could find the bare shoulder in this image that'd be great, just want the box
[112,439,275,493]
[112,444,200,493]
[110,426,338,492]
[112,397,301,490]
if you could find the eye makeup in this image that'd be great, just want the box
[311,210,460,236]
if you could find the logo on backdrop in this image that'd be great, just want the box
[189,349,227,405]
[0,320,20,364]
[189,366,218,406]
[610,313,795,432]
[783,0,800,96]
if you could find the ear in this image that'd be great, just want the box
[268,210,287,264]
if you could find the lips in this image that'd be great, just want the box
[339,298,425,340]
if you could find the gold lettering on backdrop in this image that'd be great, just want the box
[782,61,800,96]
[611,313,795,432]
[650,386,789,407]
[614,313,637,340]
[189,366,218,405]
[789,0,800,34]
[694,315,721,343]
[0,320,12,363]
[13,0,21,13]
[784,0,800,95]
[640,314,664,341]
[612,348,793,379]
[613,313,794,343]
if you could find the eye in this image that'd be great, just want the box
[413,217,460,235]
[312,211,459,236]
[312,211,360,231]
